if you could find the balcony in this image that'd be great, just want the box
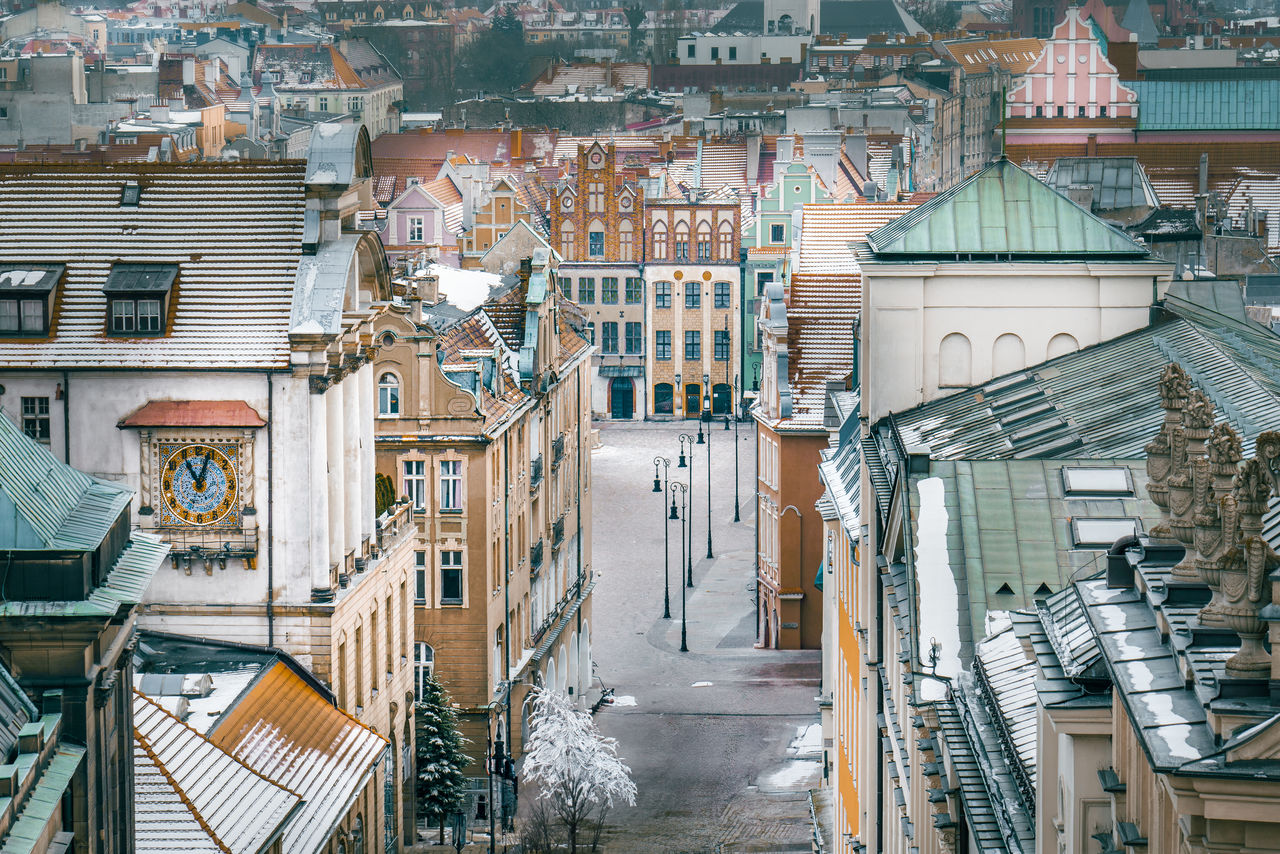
[530,455,544,494]
[552,517,565,549]
[530,540,544,574]
[551,434,565,468]
[374,499,414,556]
[532,575,584,645]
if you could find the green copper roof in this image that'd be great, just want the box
[865,158,1149,259]
[0,413,132,552]
[1130,79,1280,131]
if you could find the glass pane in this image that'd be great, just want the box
[138,299,161,332]
[1072,518,1139,548]
[1062,467,1131,495]
[19,300,42,332]
[441,568,462,602]
[0,301,19,331]
[112,300,135,332]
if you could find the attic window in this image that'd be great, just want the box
[1034,582,1053,596]
[103,263,177,336]
[995,583,1015,595]
[1062,467,1133,497]
[0,265,63,336]
[121,180,141,207]
[1071,517,1140,549]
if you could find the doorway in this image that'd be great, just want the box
[610,377,634,419]
[684,383,701,418]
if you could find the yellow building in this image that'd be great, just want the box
[374,248,594,831]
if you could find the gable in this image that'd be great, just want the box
[389,181,446,210]
[865,158,1149,258]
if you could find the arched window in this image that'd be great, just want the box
[652,222,667,260]
[992,333,1026,376]
[695,223,712,261]
[352,815,365,854]
[1046,332,1079,360]
[777,13,793,33]
[560,221,575,260]
[654,382,673,414]
[619,220,634,262]
[378,372,400,416]
[938,333,972,387]
[717,221,735,260]
[413,641,433,700]
[674,223,689,262]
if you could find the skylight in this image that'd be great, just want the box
[1071,517,1140,549]
[1061,466,1133,496]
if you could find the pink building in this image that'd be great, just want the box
[1006,8,1137,135]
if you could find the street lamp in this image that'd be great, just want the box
[701,375,713,559]
[730,375,741,522]
[653,456,672,619]
[677,433,696,586]
[669,481,689,652]
[482,700,505,854]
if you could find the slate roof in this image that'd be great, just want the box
[253,44,366,89]
[134,691,300,854]
[1130,79,1280,131]
[944,37,1045,75]
[0,163,308,370]
[865,158,1150,259]
[1043,157,1158,211]
[891,282,1280,461]
[208,661,387,854]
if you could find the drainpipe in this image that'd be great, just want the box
[61,371,70,464]
[266,373,275,648]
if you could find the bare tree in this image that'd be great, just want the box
[521,689,637,853]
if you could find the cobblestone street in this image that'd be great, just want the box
[587,420,822,853]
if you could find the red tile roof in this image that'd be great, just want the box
[118,400,267,428]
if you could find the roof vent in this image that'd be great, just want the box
[121,180,141,207]
[1034,582,1053,596]
[995,583,1015,595]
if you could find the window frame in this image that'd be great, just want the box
[588,230,605,258]
[577,277,595,305]
[402,459,427,510]
[714,281,731,309]
[20,396,50,442]
[407,215,425,243]
[625,277,643,304]
[685,284,701,309]
[625,321,642,354]
[770,222,785,244]
[440,550,463,605]
[439,459,462,512]
[601,321,619,354]
[378,372,401,417]
[655,329,671,360]
[601,277,619,304]
[685,330,701,360]
[655,281,671,309]
[714,329,730,361]
[413,641,434,700]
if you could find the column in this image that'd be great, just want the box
[343,369,361,561]
[326,378,346,582]
[358,359,375,546]
[310,385,333,601]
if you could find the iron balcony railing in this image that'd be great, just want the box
[530,539,544,573]
[552,517,565,548]
[530,455,544,492]
[552,434,565,467]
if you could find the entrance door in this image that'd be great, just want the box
[610,377,634,419]
[684,383,701,418]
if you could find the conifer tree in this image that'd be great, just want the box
[415,673,471,843]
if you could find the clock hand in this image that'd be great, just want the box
[184,457,200,482]
[196,451,213,488]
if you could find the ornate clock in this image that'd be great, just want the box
[158,442,241,527]
[589,149,603,167]
[560,194,573,211]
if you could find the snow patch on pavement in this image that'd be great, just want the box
[611,695,637,707]
[763,759,822,789]
[691,681,713,688]
[787,724,823,758]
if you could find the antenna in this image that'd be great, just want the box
[1000,85,1007,158]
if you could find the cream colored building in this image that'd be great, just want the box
[374,247,594,829]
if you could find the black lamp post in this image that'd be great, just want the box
[701,374,713,560]
[484,701,504,854]
[669,480,689,652]
[730,375,741,522]
[677,433,695,586]
[653,456,671,619]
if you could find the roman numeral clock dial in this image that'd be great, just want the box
[158,443,240,527]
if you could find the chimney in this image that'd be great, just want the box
[844,132,868,180]
[1198,152,1209,195]
[152,103,170,122]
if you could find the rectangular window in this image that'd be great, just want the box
[711,46,719,60]
[403,460,426,510]
[0,299,45,334]
[655,330,671,360]
[675,238,688,262]
[414,551,427,602]
[756,270,774,295]
[687,44,695,58]
[439,459,462,511]
[714,282,730,308]
[697,238,711,261]
[440,550,463,604]
[685,330,701,360]
[625,321,642,354]
[655,281,671,309]
[577,277,595,304]
[714,329,730,361]
[138,299,162,332]
[408,216,424,243]
[685,285,701,309]
[587,322,595,344]
[770,223,785,243]
[728,46,737,60]
[625,277,643,304]
[588,231,605,257]
[558,276,571,296]
[601,321,619,354]
[601,277,619,304]
[20,397,49,442]
[110,300,137,333]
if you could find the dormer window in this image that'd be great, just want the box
[104,263,177,336]
[121,180,141,207]
[0,265,63,336]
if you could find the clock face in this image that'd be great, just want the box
[560,194,573,210]
[619,195,632,210]
[589,150,603,166]
[158,442,241,527]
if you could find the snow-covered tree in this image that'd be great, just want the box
[414,673,471,844]
[521,688,637,853]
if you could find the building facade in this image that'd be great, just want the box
[643,191,741,420]
[550,142,646,420]
[374,249,594,830]
[459,176,533,271]
[0,126,416,852]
